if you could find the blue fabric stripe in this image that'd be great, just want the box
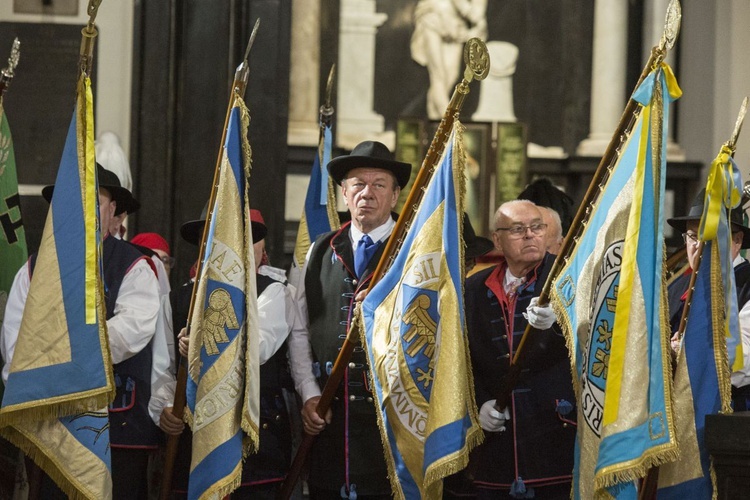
[304,124,333,240]
[188,430,244,500]
[225,106,245,212]
[423,414,473,469]
[658,244,716,498]
[60,412,111,470]
[319,125,333,205]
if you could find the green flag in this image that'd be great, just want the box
[0,104,27,396]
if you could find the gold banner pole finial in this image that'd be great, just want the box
[0,38,20,101]
[79,0,102,77]
[658,0,681,53]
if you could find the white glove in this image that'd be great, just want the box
[523,297,556,330]
[478,400,510,432]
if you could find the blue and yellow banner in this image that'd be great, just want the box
[551,63,681,498]
[185,92,259,500]
[361,122,482,499]
[0,75,113,499]
[657,148,743,498]
[289,121,339,286]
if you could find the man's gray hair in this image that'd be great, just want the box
[493,199,540,227]
[540,206,563,240]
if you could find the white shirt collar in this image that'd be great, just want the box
[349,217,396,249]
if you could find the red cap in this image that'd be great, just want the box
[131,232,170,256]
[249,209,267,242]
[249,209,265,226]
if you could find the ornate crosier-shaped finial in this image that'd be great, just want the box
[3,38,20,79]
[659,0,681,52]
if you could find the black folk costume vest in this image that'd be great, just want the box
[238,272,294,487]
[304,222,391,497]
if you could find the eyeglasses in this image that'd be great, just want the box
[495,223,548,238]
[681,232,699,246]
[160,255,176,267]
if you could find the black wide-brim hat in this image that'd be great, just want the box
[180,218,206,247]
[463,213,494,259]
[180,205,266,246]
[42,163,140,216]
[667,188,750,249]
[328,140,412,189]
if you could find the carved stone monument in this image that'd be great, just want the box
[410,0,487,120]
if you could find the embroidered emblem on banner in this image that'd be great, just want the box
[202,288,239,355]
[581,240,622,436]
[401,252,441,401]
[403,292,438,391]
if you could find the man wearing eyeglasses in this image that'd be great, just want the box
[446,199,576,499]
[666,191,750,411]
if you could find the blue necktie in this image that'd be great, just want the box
[354,234,378,278]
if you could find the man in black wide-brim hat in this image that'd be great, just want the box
[288,140,411,499]
[667,189,750,411]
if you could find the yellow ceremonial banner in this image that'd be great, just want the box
[361,123,482,499]
[185,94,259,499]
[552,63,680,498]
[0,75,113,499]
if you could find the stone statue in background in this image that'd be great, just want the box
[411,0,488,119]
[472,40,519,123]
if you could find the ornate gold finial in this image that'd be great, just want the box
[728,97,748,152]
[463,38,490,82]
[659,0,681,52]
[3,38,20,78]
